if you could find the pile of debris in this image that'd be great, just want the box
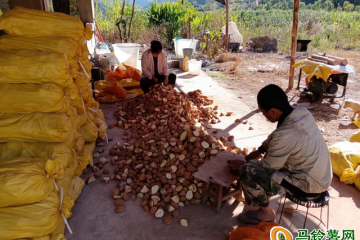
[247,36,278,53]
[100,85,249,226]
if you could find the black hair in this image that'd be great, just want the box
[257,84,290,112]
[151,40,162,53]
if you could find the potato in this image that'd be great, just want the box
[115,206,126,213]
[163,215,173,225]
[155,208,164,218]
[109,85,233,218]
[180,218,189,227]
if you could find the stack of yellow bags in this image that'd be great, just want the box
[329,130,360,191]
[0,7,107,240]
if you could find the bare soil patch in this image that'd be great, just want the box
[210,51,360,146]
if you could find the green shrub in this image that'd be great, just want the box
[94,1,360,51]
[95,0,147,43]
[147,0,199,44]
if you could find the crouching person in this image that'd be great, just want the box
[140,40,176,93]
[229,84,333,224]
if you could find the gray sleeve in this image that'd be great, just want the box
[261,132,292,170]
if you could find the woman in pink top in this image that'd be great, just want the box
[140,40,176,93]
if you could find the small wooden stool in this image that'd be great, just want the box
[194,151,246,213]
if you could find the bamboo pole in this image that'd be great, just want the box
[225,0,229,51]
[289,0,300,89]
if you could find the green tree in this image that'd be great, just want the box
[300,2,307,9]
[95,0,147,43]
[343,0,355,10]
[147,1,199,44]
[324,0,335,10]
[0,0,9,14]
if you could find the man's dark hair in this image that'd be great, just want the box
[151,40,162,53]
[257,84,290,112]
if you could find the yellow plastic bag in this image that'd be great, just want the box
[118,78,142,88]
[72,130,85,152]
[69,110,87,131]
[26,236,52,240]
[0,158,64,207]
[0,83,68,114]
[96,88,144,103]
[88,108,105,121]
[79,54,92,72]
[0,50,77,88]
[0,35,79,59]
[293,60,332,83]
[74,74,90,90]
[87,108,107,139]
[68,92,87,115]
[350,129,360,143]
[329,142,360,190]
[55,168,84,216]
[353,119,360,128]
[341,165,360,190]
[80,119,98,142]
[77,142,96,174]
[94,118,108,139]
[69,176,85,202]
[0,112,73,143]
[0,191,61,240]
[80,87,100,109]
[49,177,84,240]
[0,142,75,168]
[24,221,67,240]
[0,7,84,42]
[94,79,144,102]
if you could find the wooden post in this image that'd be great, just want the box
[225,0,229,51]
[202,182,210,204]
[128,0,136,41]
[188,17,192,39]
[215,184,223,213]
[289,0,300,89]
[78,0,95,24]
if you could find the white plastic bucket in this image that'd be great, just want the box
[112,43,141,69]
[173,39,198,58]
[189,60,202,76]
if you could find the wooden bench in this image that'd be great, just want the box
[194,151,246,213]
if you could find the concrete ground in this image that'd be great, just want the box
[67,70,360,240]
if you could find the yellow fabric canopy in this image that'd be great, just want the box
[293,60,332,82]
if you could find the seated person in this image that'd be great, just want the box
[229,84,333,224]
[140,40,176,93]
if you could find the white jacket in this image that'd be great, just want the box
[141,49,169,79]
[261,108,333,193]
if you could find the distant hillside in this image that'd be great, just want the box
[94,0,177,8]
[94,0,360,9]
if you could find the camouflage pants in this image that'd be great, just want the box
[239,163,280,207]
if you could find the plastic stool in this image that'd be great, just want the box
[277,190,330,229]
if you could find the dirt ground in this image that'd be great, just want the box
[210,51,360,146]
[66,62,360,240]
[67,70,360,240]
